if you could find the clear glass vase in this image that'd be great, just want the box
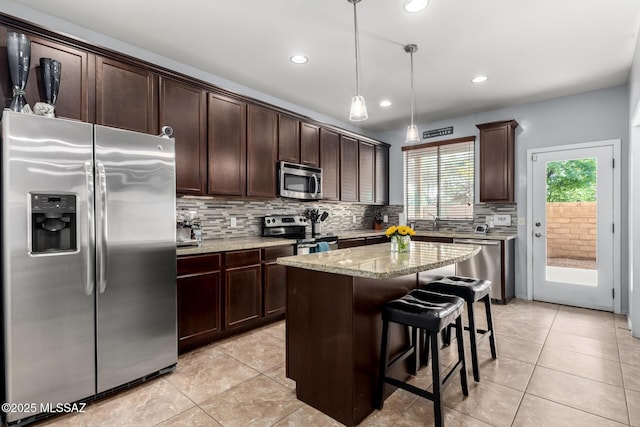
[390,235,411,253]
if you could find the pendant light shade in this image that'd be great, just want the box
[404,44,420,143]
[348,0,368,121]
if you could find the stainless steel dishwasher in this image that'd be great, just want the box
[453,238,514,304]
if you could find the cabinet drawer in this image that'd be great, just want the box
[177,253,221,276]
[365,236,387,245]
[225,249,261,268]
[413,236,454,244]
[263,245,295,261]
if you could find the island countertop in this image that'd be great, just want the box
[277,241,480,280]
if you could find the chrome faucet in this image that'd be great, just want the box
[426,212,439,231]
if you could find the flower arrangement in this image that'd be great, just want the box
[385,225,415,252]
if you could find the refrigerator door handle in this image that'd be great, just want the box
[85,162,95,296]
[97,162,108,293]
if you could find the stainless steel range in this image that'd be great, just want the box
[262,215,338,254]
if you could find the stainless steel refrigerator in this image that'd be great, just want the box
[1,112,177,424]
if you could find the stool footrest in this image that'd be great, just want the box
[384,376,435,401]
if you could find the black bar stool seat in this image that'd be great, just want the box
[377,289,468,427]
[422,276,497,382]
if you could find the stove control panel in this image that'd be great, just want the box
[263,215,308,228]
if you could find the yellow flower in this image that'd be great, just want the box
[385,225,415,237]
[385,226,397,237]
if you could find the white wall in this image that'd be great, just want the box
[376,85,630,311]
[629,32,640,335]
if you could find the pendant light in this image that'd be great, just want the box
[348,0,368,121]
[404,44,420,143]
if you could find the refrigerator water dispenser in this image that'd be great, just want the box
[30,193,77,253]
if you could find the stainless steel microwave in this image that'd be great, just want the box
[278,161,323,200]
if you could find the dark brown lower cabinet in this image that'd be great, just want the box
[262,245,294,317]
[338,237,366,249]
[365,235,387,245]
[412,236,454,243]
[225,249,262,329]
[177,254,222,353]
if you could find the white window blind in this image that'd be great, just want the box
[404,138,475,220]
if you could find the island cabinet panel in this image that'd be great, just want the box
[224,249,262,329]
[159,77,207,195]
[300,122,320,167]
[375,145,389,205]
[365,235,387,245]
[247,104,278,198]
[340,135,359,202]
[177,254,222,353]
[320,128,340,201]
[278,115,300,163]
[262,245,294,317]
[207,93,247,196]
[286,267,418,426]
[477,119,518,203]
[0,30,91,121]
[96,56,158,133]
[358,141,375,203]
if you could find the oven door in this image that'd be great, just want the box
[279,162,322,200]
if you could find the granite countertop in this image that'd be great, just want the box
[335,229,517,241]
[177,236,297,256]
[276,241,480,280]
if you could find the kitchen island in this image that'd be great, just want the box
[277,241,480,426]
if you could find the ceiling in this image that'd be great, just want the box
[7,0,640,133]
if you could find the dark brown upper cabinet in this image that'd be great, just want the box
[358,141,375,204]
[476,119,519,203]
[320,128,340,201]
[96,56,158,134]
[0,28,91,122]
[247,104,278,198]
[207,93,247,196]
[300,123,320,167]
[159,77,207,195]
[278,115,300,163]
[375,145,389,205]
[340,135,359,202]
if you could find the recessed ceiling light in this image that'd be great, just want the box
[403,0,429,13]
[290,55,309,64]
[379,100,392,107]
[471,75,489,83]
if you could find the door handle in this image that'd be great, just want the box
[534,232,544,237]
[97,162,108,294]
[85,162,95,296]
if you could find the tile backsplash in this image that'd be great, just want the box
[176,197,517,239]
[176,197,404,240]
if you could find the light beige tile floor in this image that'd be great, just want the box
[34,298,639,426]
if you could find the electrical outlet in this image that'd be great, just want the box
[518,216,526,226]
[494,214,511,226]
[383,215,388,223]
[230,217,236,228]
[352,215,357,223]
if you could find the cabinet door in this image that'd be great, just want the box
[338,238,366,249]
[358,141,375,204]
[412,236,453,243]
[207,93,247,196]
[477,120,518,203]
[340,135,359,202]
[96,56,157,133]
[160,77,206,195]
[320,128,340,201]
[301,123,320,166]
[375,145,389,205]
[247,104,278,198]
[0,30,91,121]
[225,265,262,329]
[178,271,221,347]
[278,115,300,163]
[366,236,388,245]
[263,262,286,317]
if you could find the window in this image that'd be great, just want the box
[403,136,475,220]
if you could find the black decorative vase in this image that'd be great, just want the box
[40,58,62,108]
[6,32,31,112]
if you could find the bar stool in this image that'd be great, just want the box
[377,289,468,427]
[422,276,497,382]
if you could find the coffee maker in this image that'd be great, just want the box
[176,209,201,246]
